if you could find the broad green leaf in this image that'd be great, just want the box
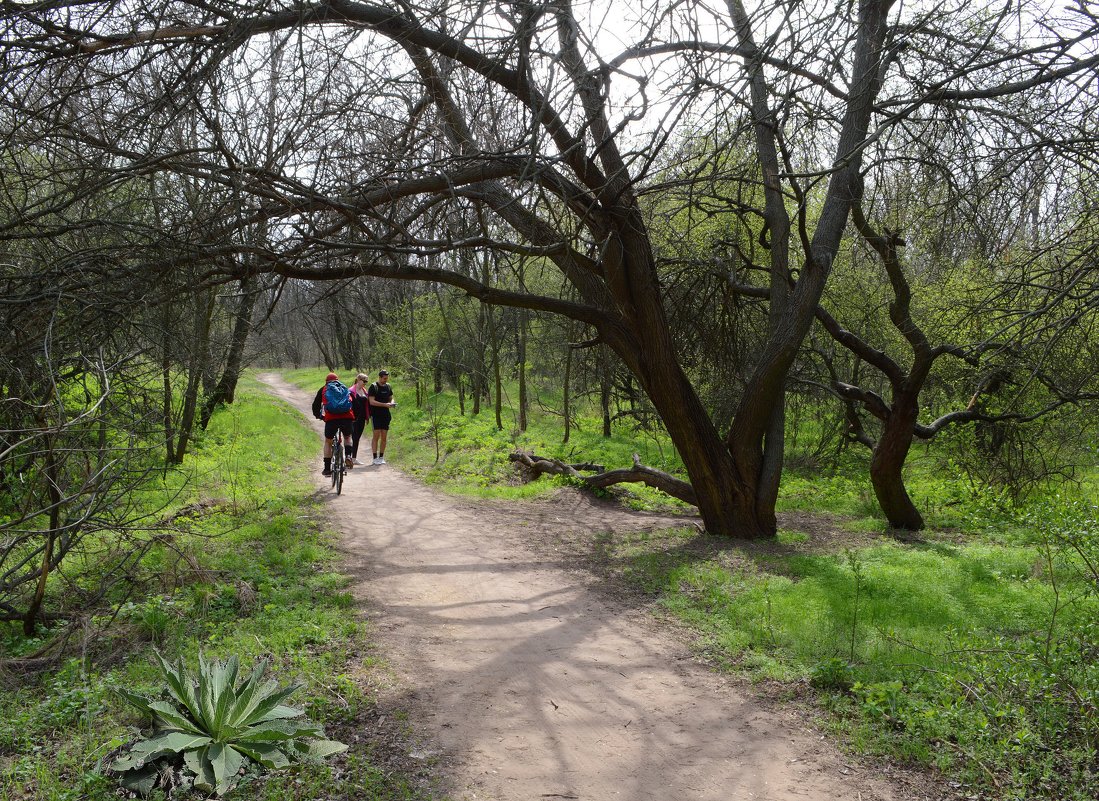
[225,660,271,727]
[154,651,203,724]
[186,745,217,792]
[205,654,240,736]
[208,742,246,795]
[304,739,349,762]
[210,681,237,739]
[231,719,320,743]
[110,753,143,772]
[115,686,156,715]
[118,764,158,796]
[198,652,217,729]
[238,687,303,727]
[260,703,305,721]
[233,741,292,769]
[226,677,279,728]
[139,730,211,757]
[146,701,204,735]
[223,654,240,689]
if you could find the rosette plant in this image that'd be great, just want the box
[108,651,347,796]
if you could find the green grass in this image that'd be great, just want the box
[280,368,1099,799]
[236,370,1099,798]
[280,368,690,511]
[0,376,442,801]
[604,509,1098,799]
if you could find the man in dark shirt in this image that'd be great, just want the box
[367,369,396,465]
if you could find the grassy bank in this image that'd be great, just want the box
[281,373,1096,800]
[1,376,441,801]
[280,369,692,510]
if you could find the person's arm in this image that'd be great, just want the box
[368,384,384,407]
[312,387,324,419]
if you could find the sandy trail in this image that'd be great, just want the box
[259,373,921,801]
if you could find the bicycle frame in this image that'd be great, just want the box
[331,430,351,495]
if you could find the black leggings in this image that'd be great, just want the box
[351,418,367,458]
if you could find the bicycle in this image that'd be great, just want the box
[331,432,352,495]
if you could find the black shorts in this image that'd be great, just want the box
[371,409,391,430]
[324,419,354,439]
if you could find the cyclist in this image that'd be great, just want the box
[311,372,356,477]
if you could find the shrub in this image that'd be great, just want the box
[106,651,346,796]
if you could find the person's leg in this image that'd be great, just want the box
[322,421,337,474]
[371,420,382,461]
[351,418,366,459]
[375,413,391,463]
[340,422,355,468]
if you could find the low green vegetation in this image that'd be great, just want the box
[108,651,347,796]
[0,377,439,801]
[6,369,1095,800]
[284,371,1096,800]
[281,369,691,511]
[610,508,1096,799]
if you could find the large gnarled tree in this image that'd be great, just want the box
[3,0,1097,536]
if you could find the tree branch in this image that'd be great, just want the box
[508,451,697,506]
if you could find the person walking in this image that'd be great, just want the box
[311,372,356,477]
[350,373,371,465]
[367,369,396,465]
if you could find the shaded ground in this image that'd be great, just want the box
[259,373,942,801]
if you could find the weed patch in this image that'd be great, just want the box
[605,520,1098,800]
[0,378,443,801]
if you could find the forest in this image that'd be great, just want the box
[1,0,1098,799]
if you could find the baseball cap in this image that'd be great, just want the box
[325,372,339,381]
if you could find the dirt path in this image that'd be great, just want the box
[259,374,925,801]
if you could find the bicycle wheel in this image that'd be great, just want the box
[332,440,344,494]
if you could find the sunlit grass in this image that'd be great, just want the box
[0,378,439,801]
[607,508,1098,799]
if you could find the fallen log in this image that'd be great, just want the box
[508,451,697,506]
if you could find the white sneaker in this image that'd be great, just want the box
[377,457,386,465]
[372,457,383,465]
[353,458,364,465]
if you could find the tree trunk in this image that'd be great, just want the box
[517,308,528,432]
[162,321,175,462]
[23,437,59,636]
[870,392,924,529]
[409,296,422,407]
[173,291,216,463]
[562,341,572,444]
[471,301,486,415]
[200,275,258,430]
[304,313,336,370]
[599,347,612,438]
[600,266,774,538]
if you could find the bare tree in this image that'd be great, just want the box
[3,0,1097,536]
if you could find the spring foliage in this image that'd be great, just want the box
[108,651,347,796]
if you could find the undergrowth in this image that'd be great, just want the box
[0,377,440,801]
[279,369,690,512]
[271,369,1099,798]
[607,501,1098,800]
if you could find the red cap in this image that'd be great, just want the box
[325,372,339,381]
